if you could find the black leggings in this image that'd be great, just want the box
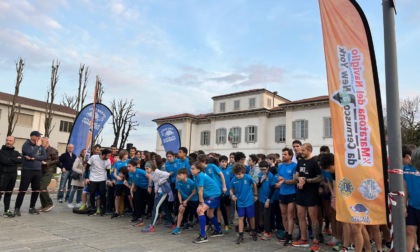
[133,187,147,219]
[15,170,41,209]
[0,173,17,211]
[88,181,106,210]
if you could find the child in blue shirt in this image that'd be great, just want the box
[175,147,191,174]
[112,150,130,219]
[257,161,276,240]
[191,161,223,244]
[127,160,151,226]
[172,168,198,235]
[230,163,258,244]
[219,155,233,232]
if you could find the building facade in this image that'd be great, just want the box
[153,89,333,157]
[0,92,77,154]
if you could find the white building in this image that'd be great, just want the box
[0,92,77,154]
[153,89,333,156]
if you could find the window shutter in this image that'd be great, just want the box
[238,127,242,143]
[245,127,249,143]
[304,120,309,139]
[223,128,226,143]
[207,131,211,145]
[292,121,296,139]
[254,126,258,142]
[275,126,280,143]
[200,132,204,145]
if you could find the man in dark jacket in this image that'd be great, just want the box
[14,131,47,216]
[57,144,76,203]
[0,136,22,217]
[38,137,59,212]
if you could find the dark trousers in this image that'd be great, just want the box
[184,200,199,223]
[88,181,106,210]
[106,185,115,212]
[259,202,272,233]
[146,188,154,215]
[168,183,179,215]
[133,187,147,219]
[15,170,42,209]
[39,172,53,207]
[0,173,17,211]
[270,200,283,231]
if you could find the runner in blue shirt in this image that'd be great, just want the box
[403,145,420,251]
[172,168,198,235]
[191,161,223,244]
[112,150,129,219]
[176,147,191,174]
[219,155,233,233]
[127,160,151,226]
[230,163,258,244]
[277,148,298,246]
[257,161,276,240]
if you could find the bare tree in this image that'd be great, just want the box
[60,63,89,112]
[111,99,138,150]
[95,76,104,104]
[400,96,420,146]
[7,57,24,136]
[44,60,60,137]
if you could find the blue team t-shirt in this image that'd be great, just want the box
[175,157,191,175]
[194,172,221,199]
[114,160,129,185]
[176,178,198,201]
[221,166,234,196]
[258,172,275,204]
[403,164,420,209]
[131,168,148,189]
[278,162,297,195]
[165,161,178,183]
[230,174,255,208]
[205,163,223,189]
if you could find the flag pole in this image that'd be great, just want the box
[90,76,99,155]
[382,1,406,250]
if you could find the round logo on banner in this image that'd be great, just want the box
[338,178,354,197]
[358,179,381,200]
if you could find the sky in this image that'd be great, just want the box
[1,0,419,151]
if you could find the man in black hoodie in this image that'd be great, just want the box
[14,131,46,216]
[0,136,22,217]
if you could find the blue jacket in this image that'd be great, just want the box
[21,140,46,171]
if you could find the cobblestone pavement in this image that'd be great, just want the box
[0,193,336,252]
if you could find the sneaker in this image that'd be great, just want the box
[3,210,15,218]
[183,223,193,230]
[28,208,39,215]
[341,248,349,252]
[172,227,181,235]
[133,220,145,227]
[111,213,120,219]
[193,234,208,244]
[141,224,155,232]
[165,222,173,228]
[14,208,21,217]
[236,235,244,244]
[252,231,258,241]
[319,233,325,243]
[58,199,63,203]
[292,239,310,248]
[79,204,87,211]
[37,207,45,212]
[310,241,320,252]
[88,209,96,216]
[67,203,74,209]
[328,237,338,246]
[75,203,82,208]
[276,230,286,241]
[209,230,224,237]
[96,208,101,215]
[348,244,355,250]
[44,205,54,212]
[224,225,230,234]
[261,232,271,240]
[131,217,140,223]
[105,210,113,215]
[333,242,344,251]
[283,234,292,246]
[325,228,332,235]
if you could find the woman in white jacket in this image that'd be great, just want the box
[141,161,173,232]
[67,149,86,208]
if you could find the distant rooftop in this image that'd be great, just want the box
[212,88,290,102]
[0,91,77,115]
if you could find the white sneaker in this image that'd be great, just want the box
[67,203,74,209]
[75,203,82,208]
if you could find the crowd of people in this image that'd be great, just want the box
[1,131,420,252]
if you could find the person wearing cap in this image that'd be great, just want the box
[14,131,47,216]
